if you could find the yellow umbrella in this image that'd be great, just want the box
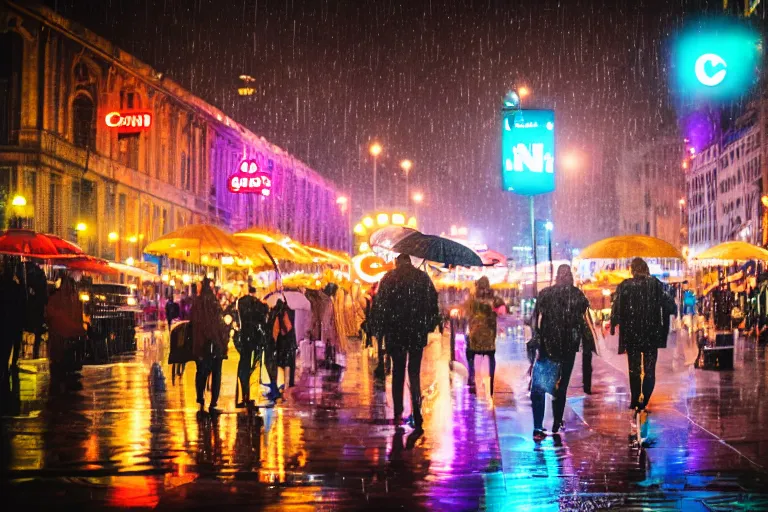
[234,229,313,264]
[144,224,241,264]
[304,246,351,266]
[692,241,768,262]
[577,235,683,260]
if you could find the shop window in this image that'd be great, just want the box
[0,32,22,145]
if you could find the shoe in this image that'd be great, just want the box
[584,386,592,395]
[552,421,565,434]
[533,428,547,440]
[236,401,246,409]
[209,405,222,415]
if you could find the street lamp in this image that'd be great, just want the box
[369,142,382,210]
[412,191,424,219]
[400,159,413,208]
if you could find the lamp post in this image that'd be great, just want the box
[400,159,412,208]
[545,221,554,285]
[369,142,382,210]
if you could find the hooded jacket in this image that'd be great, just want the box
[611,275,677,354]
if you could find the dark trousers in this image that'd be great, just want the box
[389,344,424,424]
[582,349,593,391]
[195,356,223,407]
[466,349,496,395]
[237,346,257,400]
[627,348,658,409]
[531,351,576,430]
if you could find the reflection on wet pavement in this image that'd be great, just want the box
[3,326,768,510]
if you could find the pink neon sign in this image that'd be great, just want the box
[227,160,272,196]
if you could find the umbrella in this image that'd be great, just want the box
[0,229,60,257]
[144,224,241,264]
[264,289,312,311]
[392,233,483,267]
[577,235,684,260]
[692,241,768,262]
[45,235,85,256]
[304,246,350,266]
[234,229,313,264]
[369,226,419,250]
[52,255,118,275]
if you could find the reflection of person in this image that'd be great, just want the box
[530,265,589,439]
[191,277,228,414]
[371,253,440,429]
[464,276,504,396]
[611,258,676,412]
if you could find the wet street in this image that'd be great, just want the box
[3,326,768,511]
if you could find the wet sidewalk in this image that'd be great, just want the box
[3,327,768,510]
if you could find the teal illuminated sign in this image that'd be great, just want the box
[501,109,555,196]
[671,20,761,104]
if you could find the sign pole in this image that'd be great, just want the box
[530,196,538,298]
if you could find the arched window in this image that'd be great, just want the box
[72,94,96,150]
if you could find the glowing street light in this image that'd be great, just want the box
[562,151,582,171]
[11,195,26,207]
[75,222,87,232]
[544,221,554,231]
[108,232,119,242]
[412,192,424,203]
[400,159,413,207]
[518,86,530,99]
[369,142,383,209]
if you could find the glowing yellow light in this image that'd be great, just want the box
[221,256,235,265]
[169,279,176,288]
[518,86,530,98]
[161,274,170,282]
[336,196,348,205]
[75,222,87,232]
[126,296,137,306]
[376,213,389,226]
[238,87,256,96]
[354,223,365,235]
[369,142,382,157]
[125,257,135,266]
[182,274,191,284]
[363,217,374,228]
[602,288,611,297]
[359,242,371,253]
[108,232,119,242]
[11,195,26,206]
[392,213,405,225]
[407,217,418,228]
[400,159,412,173]
[79,293,90,302]
[412,192,424,203]
[762,195,768,208]
[201,255,209,263]
[128,235,138,243]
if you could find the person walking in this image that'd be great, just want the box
[370,253,440,430]
[191,277,228,414]
[464,276,504,396]
[165,294,180,332]
[611,258,676,412]
[235,286,269,408]
[530,265,589,439]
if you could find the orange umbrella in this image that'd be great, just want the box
[0,229,59,258]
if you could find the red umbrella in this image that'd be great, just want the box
[0,229,59,257]
[45,235,84,256]
[53,256,118,275]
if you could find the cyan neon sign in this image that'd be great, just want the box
[501,109,555,196]
[671,19,761,105]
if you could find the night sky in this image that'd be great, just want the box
[42,0,762,251]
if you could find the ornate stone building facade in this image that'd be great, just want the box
[0,1,348,261]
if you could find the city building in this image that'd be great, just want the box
[685,140,719,254]
[616,134,687,247]
[0,1,349,263]
[685,106,765,254]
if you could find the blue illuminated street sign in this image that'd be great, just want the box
[671,20,761,105]
[501,109,555,196]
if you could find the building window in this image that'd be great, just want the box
[0,32,22,145]
[180,152,189,190]
[118,133,140,169]
[72,94,96,150]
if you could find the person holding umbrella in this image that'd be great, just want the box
[191,277,228,414]
[370,253,440,430]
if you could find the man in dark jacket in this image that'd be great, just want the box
[371,253,440,429]
[611,258,677,412]
[531,265,590,436]
[236,286,269,407]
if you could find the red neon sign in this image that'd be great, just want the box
[104,111,152,133]
[227,160,272,196]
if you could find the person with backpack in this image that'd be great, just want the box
[235,286,269,408]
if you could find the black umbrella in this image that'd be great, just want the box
[392,233,483,267]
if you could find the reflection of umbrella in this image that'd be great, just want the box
[393,233,483,267]
[0,229,60,257]
[369,226,418,250]
[46,235,84,256]
[577,235,683,260]
[692,241,768,262]
[144,224,241,264]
